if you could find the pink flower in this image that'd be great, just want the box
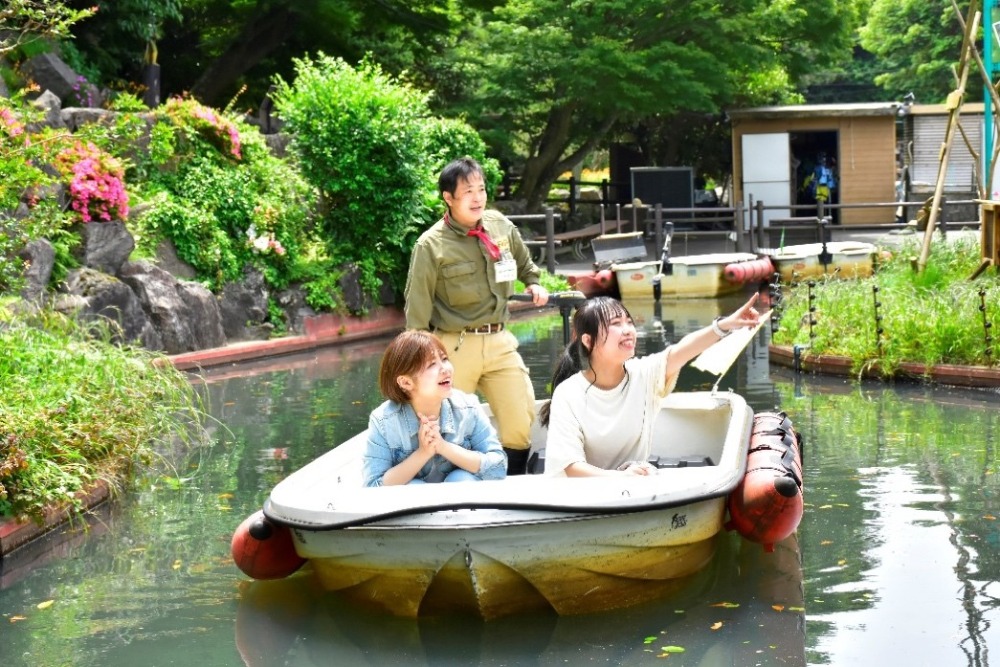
[56,141,129,223]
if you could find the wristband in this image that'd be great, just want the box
[711,316,731,338]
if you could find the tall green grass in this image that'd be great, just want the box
[0,307,205,520]
[770,237,1000,377]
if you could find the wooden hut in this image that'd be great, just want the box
[729,102,901,225]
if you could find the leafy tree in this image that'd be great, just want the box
[859,0,973,104]
[436,0,861,210]
[60,0,183,89]
[0,0,93,55]
[151,0,462,108]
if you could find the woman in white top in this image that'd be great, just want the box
[540,294,760,477]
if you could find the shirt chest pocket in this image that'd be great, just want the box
[440,261,488,307]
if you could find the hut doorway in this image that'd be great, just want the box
[790,130,839,221]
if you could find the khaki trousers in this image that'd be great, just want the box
[433,329,535,450]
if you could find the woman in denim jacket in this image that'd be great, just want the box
[363,330,507,487]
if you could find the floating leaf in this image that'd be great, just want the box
[10,616,27,622]
[819,504,833,509]
[643,636,657,644]
[172,559,182,570]
[789,606,806,612]
[660,646,685,653]
[837,559,847,566]
[985,514,996,521]
[710,621,723,630]
[218,493,234,500]
[772,604,785,612]
[710,601,740,608]
[820,540,833,545]
[36,600,54,610]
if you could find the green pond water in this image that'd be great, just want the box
[1,291,998,666]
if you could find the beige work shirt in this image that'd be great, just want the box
[404,209,541,332]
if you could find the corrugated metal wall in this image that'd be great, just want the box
[909,114,981,190]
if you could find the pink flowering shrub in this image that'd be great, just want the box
[0,107,26,139]
[55,141,130,223]
[164,97,242,160]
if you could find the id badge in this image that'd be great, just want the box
[494,258,517,283]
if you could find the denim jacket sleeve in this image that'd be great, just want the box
[444,392,507,481]
[362,401,422,487]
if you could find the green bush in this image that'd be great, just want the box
[125,97,318,294]
[0,307,205,520]
[0,96,77,293]
[272,54,501,305]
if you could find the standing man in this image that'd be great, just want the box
[405,157,549,474]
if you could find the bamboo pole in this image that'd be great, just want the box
[951,0,1000,195]
[917,4,981,272]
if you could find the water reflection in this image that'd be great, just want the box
[3,294,1000,665]
[234,533,804,666]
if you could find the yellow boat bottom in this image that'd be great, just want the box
[308,534,717,619]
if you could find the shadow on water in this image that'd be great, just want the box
[234,532,805,666]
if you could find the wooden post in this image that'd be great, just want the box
[544,206,556,275]
[918,6,981,272]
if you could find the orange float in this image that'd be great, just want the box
[725,411,803,552]
[231,510,306,580]
[565,269,617,298]
[723,257,775,284]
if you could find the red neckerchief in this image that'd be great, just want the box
[446,211,501,260]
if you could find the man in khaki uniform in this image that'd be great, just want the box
[405,157,549,474]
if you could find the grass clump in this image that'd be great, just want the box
[770,237,1000,377]
[0,307,205,521]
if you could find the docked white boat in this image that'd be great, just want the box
[613,252,771,299]
[762,240,876,283]
[245,391,755,619]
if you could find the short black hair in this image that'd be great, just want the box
[438,157,484,196]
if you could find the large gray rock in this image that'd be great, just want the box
[21,52,102,108]
[60,107,114,132]
[76,221,135,276]
[153,238,197,280]
[338,263,372,314]
[177,281,228,350]
[119,260,225,354]
[57,268,162,350]
[18,238,55,302]
[274,286,315,334]
[29,90,65,130]
[219,267,271,340]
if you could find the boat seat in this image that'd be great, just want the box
[523,449,714,474]
[527,449,546,474]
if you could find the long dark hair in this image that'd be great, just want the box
[538,297,633,426]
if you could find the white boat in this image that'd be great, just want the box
[612,252,770,299]
[762,240,876,283]
[251,391,755,619]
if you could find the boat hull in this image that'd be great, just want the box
[765,241,875,283]
[613,252,760,299]
[256,392,755,619]
[296,499,724,618]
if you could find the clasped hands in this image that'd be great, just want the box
[417,413,448,455]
